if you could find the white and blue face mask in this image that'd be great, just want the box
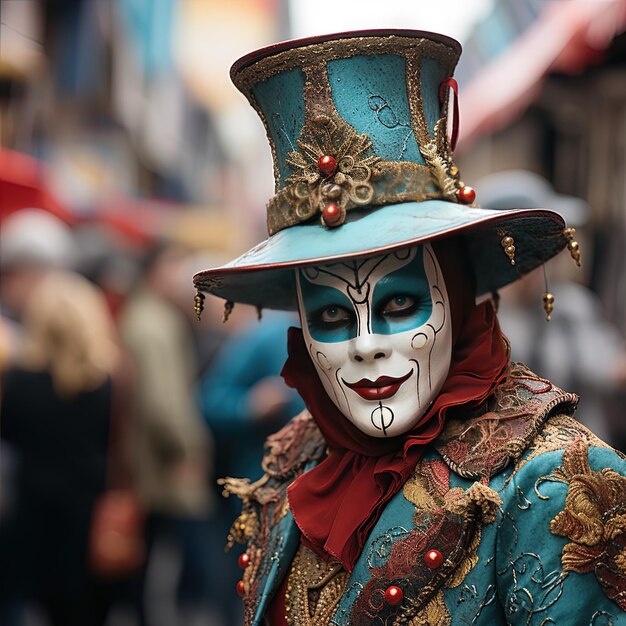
[296,244,452,438]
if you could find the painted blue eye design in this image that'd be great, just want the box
[380,294,418,318]
[312,304,354,329]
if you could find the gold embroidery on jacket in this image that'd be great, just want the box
[408,590,451,626]
[506,413,611,486]
[285,544,349,626]
[398,461,502,623]
[542,437,626,610]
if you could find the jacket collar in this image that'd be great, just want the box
[434,362,578,479]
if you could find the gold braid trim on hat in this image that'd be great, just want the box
[266,110,463,235]
[267,112,447,234]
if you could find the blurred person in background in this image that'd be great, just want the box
[0,208,75,325]
[119,240,214,626]
[477,170,626,446]
[198,309,304,626]
[74,223,143,320]
[0,270,126,626]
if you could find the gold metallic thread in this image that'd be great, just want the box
[284,544,348,626]
[564,227,581,267]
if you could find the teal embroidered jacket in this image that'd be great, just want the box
[223,364,626,625]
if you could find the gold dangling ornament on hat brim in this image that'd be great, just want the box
[542,265,554,321]
[543,293,555,321]
[194,290,205,322]
[222,300,235,323]
[499,233,516,266]
[564,227,581,267]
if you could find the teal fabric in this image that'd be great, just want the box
[328,445,626,625]
[420,57,447,138]
[195,202,565,310]
[252,458,318,625]
[328,55,423,163]
[244,435,626,625]
[440,447,626,625]
[251,67,307,186]
[252,507,300,626]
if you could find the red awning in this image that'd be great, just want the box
[0,148,74,224]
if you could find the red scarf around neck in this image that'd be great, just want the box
[281,240,510,572]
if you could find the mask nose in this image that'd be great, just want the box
[350,334,390,363]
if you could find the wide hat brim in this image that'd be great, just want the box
[193,200,566,311]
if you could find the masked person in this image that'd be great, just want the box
[193,31,626,625]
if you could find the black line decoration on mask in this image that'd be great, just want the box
[334,367,353,419]
[423,245,447,390]
[409,358,421,407]
[371,401,395,435]
[314,346,352,418]
[301,249,416,338]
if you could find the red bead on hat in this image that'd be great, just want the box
[322,203,343,227]
[457,185,476,204]
[317,154,338,176]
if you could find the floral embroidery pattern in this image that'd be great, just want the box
[264,113,381,232]
[548,437,626,610]
[435,363,579,479]
[284,114,380,219]
[346,460,501,625]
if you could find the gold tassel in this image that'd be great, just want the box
[193,291,205,322]
[500,234,516,266]
[564,227,581,267]
[543,292,555,321]
[222,300,234,323]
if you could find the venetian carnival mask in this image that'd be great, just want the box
[296,244,453,438]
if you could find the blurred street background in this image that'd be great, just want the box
[0,1,625,625]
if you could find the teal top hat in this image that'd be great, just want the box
[194,29,572,311]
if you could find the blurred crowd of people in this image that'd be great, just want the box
[0,208,302,626]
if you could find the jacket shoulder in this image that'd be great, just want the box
[261,409,327,479]
[492,416,626,620]
[219,410,325,535]
[434,362,579,479]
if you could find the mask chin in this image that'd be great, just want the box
[296,244,453,438]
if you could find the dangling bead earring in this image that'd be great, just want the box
[222,300,234,323]
[193,290,205,322]
[542,265,554,321]
[564,227,581,267]
[543,293,555,321]
[500,234,516,266]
